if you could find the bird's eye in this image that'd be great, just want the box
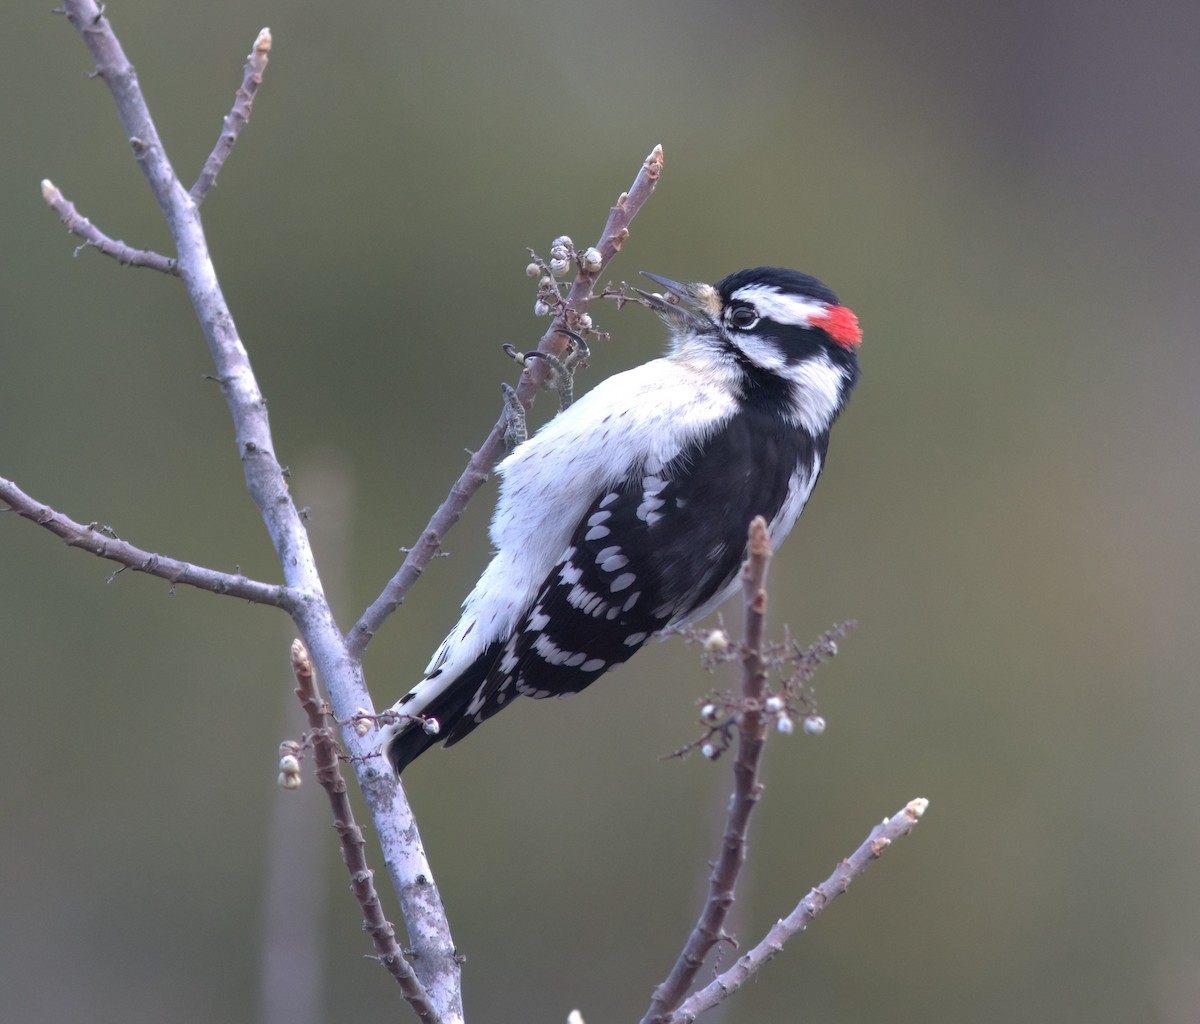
[729,306,758,330]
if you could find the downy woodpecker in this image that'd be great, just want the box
[381,266,862,774]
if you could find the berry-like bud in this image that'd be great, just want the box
[278,740,300,759]
[550,235,573,252]
[578,313,593,330]
[764,694,785,714]
[803,715,827,736]
[700,702,720,724]
[525,262,541,278]
[422,717,441,736]
[580,246,603,272]
[703,628,729,653]
[353,715,373,737]
[775,713,794,734]
[548,257,570,277]
[277,752,302,790]
[534,301,551,317]
[701,742,718,760]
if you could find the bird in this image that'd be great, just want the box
[379,266,862,774]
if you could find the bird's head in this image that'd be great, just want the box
[638,266,862,430]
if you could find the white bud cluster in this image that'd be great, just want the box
[701,742,718,760]
[700,702,721,724]
[577,313,593,330]
[764,694,785,714]
[775,714,794,734]
[525,262,542,278]
[548,257,570,277]
[703,628,729,654]
[803,715,827,736]
[534,300,551,317]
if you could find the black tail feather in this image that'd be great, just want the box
[386,642,502,774]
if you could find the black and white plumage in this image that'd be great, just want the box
[381,266,862,774]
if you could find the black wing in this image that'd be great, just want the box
[436,405,823,749]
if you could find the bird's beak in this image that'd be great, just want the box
[636,272,718,330]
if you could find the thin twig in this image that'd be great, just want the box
[346,143,665,658]
[642,516,774,1024]
[665,798,931,1024]
[191,27,272,205]
[289,641,442,1024]
[0,474,297,608]
[40,179,178,274]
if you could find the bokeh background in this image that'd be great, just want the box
[3,1,1199,1022]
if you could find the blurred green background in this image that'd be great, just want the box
[4,1,1199,1022]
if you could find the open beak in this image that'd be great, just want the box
[635,272,716,330]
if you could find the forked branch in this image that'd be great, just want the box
[641,520,930,1023]
[666,798,929,1024]
[43,6,462,1017]
[33,9,668,1021]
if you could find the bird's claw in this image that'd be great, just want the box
[501,382,527,451]
[502,329,590,412]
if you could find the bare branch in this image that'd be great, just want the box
[642,516,774,1024]
[289,641,442,1024]
[53,0,330,681]
[367,768,463,1012]
[191,28,272,205]
[346,143,665,658]
[40,178,178,274]
[49,7,463,1016]
[0,474,297,608]
[666,798,931,1024]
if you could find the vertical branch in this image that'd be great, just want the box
[642,517,774,1024]
[54,5,463,1018]
[290,642,442,1024]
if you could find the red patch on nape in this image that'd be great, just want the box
[813,305,862,350]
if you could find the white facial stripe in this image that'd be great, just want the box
[785,353,845,434]
[729,284,827,326]
[732,335,789,372]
